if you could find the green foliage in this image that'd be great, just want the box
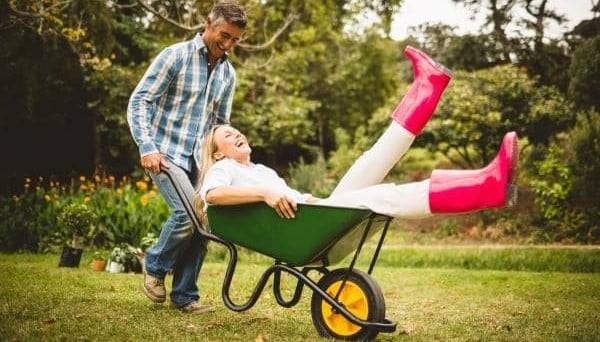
[528,116,600,244]
[109,243,143,273]
[0,175,169,253]
[3,1,599,245]
[530,143,573,221]
[140,232,159,251]
[287,156,335,198]
[566,111,600,243]
[56,202,96,248]
[427,65,574,168]
[57,203,95,236]
[86,64,145,176]
[568,35,600,111]
[92,250,109,261]
[233,4,400,162]
[326,126,372,181]
[376,245,600,273]
[440,33,498,71]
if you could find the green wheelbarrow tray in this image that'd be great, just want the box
[207,202,385,267]
[161,167,397,339]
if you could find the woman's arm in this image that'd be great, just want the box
[205,185,298,219]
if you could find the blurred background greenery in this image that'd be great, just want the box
[1,0,598,252]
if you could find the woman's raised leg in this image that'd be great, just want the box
[331,46,452,195]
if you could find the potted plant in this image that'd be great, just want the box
[108,243,143,273]
[91,251,108,271]
[57,202,95,268]
[108,246,126,273]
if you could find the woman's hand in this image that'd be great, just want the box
[263,190,297,219]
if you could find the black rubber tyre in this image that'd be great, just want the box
[310,268,385,341]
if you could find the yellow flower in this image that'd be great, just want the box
[80,176,86,182]
[136,181,148,191]
[84,196,90,203]
[140,194,149,206]
[44,195,51,202]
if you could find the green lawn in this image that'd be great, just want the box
[0,249,598,341]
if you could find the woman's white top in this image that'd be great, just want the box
[199,158,310,207]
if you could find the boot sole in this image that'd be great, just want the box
[143,284,166,303]
[508,132,519,184]
[505,132,519,208]
[142,264,166,303]
[405,45,454,77]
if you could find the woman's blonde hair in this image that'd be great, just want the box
[193,124,229,222]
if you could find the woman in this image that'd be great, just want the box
[194,46,518,220]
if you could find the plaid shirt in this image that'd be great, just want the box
[127,33,236,172]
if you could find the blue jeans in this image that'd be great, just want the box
[145,159,208,307]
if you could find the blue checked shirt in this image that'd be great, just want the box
[127,33,236,172]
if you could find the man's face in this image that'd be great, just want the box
[203,18,244,59]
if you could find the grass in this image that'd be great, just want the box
[1,247,599,341]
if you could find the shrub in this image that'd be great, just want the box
[287,156,335,198]
[0,174,169,252]
[56,202,95,248]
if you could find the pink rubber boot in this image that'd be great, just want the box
[391,46,452,135]
[428,132,519,213]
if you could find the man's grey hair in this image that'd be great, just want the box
[209,0,248,29]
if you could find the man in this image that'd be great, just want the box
[126,0,247,314]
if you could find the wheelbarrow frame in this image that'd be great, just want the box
[163,167,397,336]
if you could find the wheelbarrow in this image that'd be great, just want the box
[163,168,397,341]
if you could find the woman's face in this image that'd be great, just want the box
[213,126,252,164]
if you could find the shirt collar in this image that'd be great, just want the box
[193,32,229,63]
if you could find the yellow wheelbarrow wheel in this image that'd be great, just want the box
[310,268,385,341]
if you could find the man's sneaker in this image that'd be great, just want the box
[143,270,166,303]
[170,301,215,314]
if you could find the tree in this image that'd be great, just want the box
[233,1,400,167]
[452,0,517,62]
[424,65,574,168]
[0,7,94,193]
[568,35,600,111]
[405,23,501,71]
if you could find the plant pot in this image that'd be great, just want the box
[108,261,124,273]
[91,259,107,271]
[58,247,83,268]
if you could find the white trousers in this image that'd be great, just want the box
[319,123,433,219]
